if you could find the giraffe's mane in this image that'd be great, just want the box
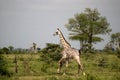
[59,29,71,47]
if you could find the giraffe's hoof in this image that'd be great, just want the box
[57,69,60,73]
[63,73,66,75]
[83,72,86,76]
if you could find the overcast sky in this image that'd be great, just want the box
[0,0,120,49]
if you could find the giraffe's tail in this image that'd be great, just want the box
[79,49,82,55]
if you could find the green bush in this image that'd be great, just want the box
[0,54,12,76]
[111,74,120,80]
[110,60,120,71]
[86,74,99,80]
[40,63,48,73]
[98,58,107,67]
[40,43,62,63]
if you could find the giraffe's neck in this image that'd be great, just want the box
[58,30,71,49]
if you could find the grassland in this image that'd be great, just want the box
[1,52,120,80]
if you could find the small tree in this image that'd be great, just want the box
[2,47,10,54]
[65,8,111,52]
[104,32,120,54]
[111,32,120,53]
[8,46,14,53]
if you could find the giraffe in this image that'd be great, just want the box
[30,43,37,53]
[32,42,37,53]
[53,28,85,75]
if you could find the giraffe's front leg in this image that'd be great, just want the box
[57,53,67,73]
[65,60,68,68]
[57,58,64,73]
[63,59,69,75]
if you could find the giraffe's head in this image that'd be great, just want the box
[53,28,60,36]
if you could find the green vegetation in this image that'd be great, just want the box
[40,43,62,63]
[0,54,12,77]
[65,8,111,52]
[0,51,120,80]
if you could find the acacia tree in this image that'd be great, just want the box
[8,46,14,53]
[111,32,120,51]
[65,8,111,52]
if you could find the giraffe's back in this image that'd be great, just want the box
[64,48,80,59]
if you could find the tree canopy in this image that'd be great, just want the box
[65,8,111,52]
[111,32,120,51]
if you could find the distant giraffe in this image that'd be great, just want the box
[30,43,37,53]
[53,28,85,75]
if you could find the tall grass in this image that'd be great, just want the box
[1,53,120,80]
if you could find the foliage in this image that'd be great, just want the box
[40,43,62,63]
[0,48,4,54]
[0,54,11,76]
[111,32,120,43]
[65,8,111,52]
[104,32,120,56]
[2,47,10,54]
[0,52,120,80]
[8,46,14,52]
[98,57,107,67]
[111,32,120,55]
[0,46,31,54]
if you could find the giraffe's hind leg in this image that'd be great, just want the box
[64,58,69,75]
[75,56,85,75]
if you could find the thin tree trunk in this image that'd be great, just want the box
[88,34,93,50]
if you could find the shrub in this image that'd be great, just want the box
[112,74,120,80]
[0,54,12,76]
[40,43,62,63]
[110,59,120,71]
[40,63,48,73]
[98,58,107,67]
[86,74,98,80]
